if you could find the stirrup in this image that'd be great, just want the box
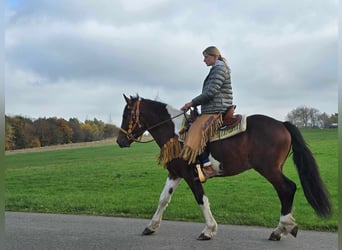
[196,164,207,183]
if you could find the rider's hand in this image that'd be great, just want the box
[181,102,193,111]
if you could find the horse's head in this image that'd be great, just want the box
[117,94,183,148]
[117,94,147,147]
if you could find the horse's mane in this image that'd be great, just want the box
[131,94,182,120]
[131,95,169,116]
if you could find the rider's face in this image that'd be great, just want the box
[203,53,217,66]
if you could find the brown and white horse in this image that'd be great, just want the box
[116,95,331,241]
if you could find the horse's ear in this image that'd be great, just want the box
[123,94,131,105]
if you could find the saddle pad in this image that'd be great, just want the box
[210,115,247,142]
[178,115,247,142]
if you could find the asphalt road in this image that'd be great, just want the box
[4,212,338,250]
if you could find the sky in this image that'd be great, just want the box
[5,0,338,126]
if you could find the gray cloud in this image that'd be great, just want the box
[5,0,338,126]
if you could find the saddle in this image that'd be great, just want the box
[178,106,246,142]
[222,105,242,129]
[179,106,242,134]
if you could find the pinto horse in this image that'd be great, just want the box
[116,95,331,241]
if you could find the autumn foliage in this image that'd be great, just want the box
[5,115,120,150]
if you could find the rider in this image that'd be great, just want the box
[180,46,233,181]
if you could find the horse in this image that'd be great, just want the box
[116,94,331,241]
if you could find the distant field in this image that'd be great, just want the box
[5,138,117,155]
[5,135,154,155]
[5,129,337,232]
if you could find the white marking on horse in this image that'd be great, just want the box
[146,177,181,232]
[272,213,297,237]
[166,105,183,135]
[209,154,223,174]
[200,195,218,238]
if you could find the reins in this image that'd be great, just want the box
[119,99,185,144]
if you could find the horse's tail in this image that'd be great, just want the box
[283,121,332,217]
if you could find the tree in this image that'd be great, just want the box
[308,107,320,128]
[329,113,338,124]
[47,117,64,145]
[9,116,32,149]
[5,117,15,150]
[286,106,310,127]
[33,118,51,146]
[287,106,338,128]
[56,118,73,144]
[319,112,330,128]
[286,106,317,128]
[80,123,93,142]
[68,118,84,142]
[31,137,41,147]
[83,119,105,141]
[104,124,119,138]
[5,114,124,149]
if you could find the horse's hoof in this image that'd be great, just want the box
[268,232,281,241]
[142,227,155,235]
[197,233,211,241]
[290,226,298,238]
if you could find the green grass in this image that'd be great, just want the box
[5,129,338,232]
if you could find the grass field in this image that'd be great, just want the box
[5,129,338,232]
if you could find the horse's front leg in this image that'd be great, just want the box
[185,178,217,240]
[142,176,181,235]
[198,195,218,240]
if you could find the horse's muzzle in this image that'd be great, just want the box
[116,135,131,148]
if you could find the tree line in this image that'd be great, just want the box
[5,115,120,150]
[5,106,338,150]
[286,106,338,128]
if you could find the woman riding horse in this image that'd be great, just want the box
[180,46,233,181]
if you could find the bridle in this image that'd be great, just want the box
[119,98,144,142]
[119,98,185,143]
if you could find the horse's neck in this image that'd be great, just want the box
[148,123,175,149]
[137,99,181,148]
[147,105,182,148]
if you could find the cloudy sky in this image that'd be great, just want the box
[5,0,338,126]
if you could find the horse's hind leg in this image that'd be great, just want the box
[265,172,298,241]
[143,176,181,235]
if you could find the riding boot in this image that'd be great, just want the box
[202,161,216,178]
[196,162,216,183]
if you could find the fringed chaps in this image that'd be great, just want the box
[180,113,222,164]
[158,136,182,168]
